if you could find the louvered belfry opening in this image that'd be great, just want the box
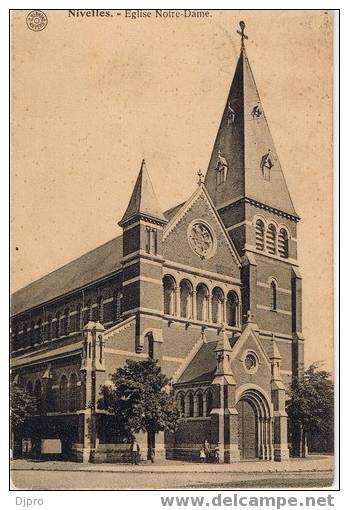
[255,219,265,251]
[266,224,276,255]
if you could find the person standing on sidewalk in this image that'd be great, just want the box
[131,440,140,465]
[199,447,206,463]
[204,439,211,462]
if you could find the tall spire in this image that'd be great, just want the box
[119,159,166,226]
[204,22,297,218]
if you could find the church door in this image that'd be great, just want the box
[237,400,258,459]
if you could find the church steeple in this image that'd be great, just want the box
[204,22,298,218]
[119,160,166,353]
[119,159,166,227]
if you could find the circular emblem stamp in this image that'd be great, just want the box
[26,10,48,32]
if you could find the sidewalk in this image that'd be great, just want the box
[11,455,334,474]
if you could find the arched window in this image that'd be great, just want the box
[211,287,224,324]
[180,280,193,319]
[46,384,54,413]
[163,275,176,315]
[80,379,86,410]
[69,373,79,412]
[178,394,185,417]
[59,375,68,413]
[196,284,209,322]
[46,315,52,341]
[270,280,277,311]
[16,326,23,350]
[205,389,213,416]
[266,224,277,255]
[188,393,194,418]
[29,321,35,346]
[197,392,204,417]
[255,219,265,251]
[23,324,28,347]
[76,305,82,332]
[98,296,104,323]
[54,312,60,338]
[147,334,154,359]
[12,324,19,351]
[83,301,91,325]
[26,380,33,396]
[91,297,102,322]
[226,291,239,327]
[36,318,42,344]
[113,291,122,322]
[34,380,42,413]
[62,308,69,336]
[278,228,289,258]
[145,227,158,255]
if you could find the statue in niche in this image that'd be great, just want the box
[227,101,236,124]
[215,150,228,185]
[260,149,274,181]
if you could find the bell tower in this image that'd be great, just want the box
[119,160,167,356]
[204,22,303,378]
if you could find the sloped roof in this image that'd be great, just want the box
[119,160,166,225]
[11,204,182,317]
[177,341,217,384]
[11,236,123,317]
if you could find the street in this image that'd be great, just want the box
[11,469,333,490]
[11,456,334,490]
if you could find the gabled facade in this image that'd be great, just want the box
[10,24,303,463]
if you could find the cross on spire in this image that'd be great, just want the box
[237,20,248,50]
[197,169,204,185]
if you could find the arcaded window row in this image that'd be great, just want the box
[163,275,240,327]
[176,389,213,418]
[12,291,123,351]
[24,372,84,414]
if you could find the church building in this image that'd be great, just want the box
[10,23,303,463]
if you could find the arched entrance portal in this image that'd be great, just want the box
[237,388,273,460]
[237,399,258,459]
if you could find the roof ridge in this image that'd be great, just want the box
[12,198,187,300]
[11,235,122,297]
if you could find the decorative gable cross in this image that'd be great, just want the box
[197,169,204,185]
[237,20,248,50]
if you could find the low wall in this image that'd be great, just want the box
[166,444,210,462]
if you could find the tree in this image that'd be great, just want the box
[10,381,38,458]
[286,363,334,457]
[10,381,37,432]
[99,358,179,454]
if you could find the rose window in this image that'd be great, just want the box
[244,353,258,372]
[188,222,215,259]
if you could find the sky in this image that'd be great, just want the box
[11,9,333,369]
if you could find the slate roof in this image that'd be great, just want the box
[177,341,218,384]
[119,160,166,225]
[11,202,185,317]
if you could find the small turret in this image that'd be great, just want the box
[119,160,166,355]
